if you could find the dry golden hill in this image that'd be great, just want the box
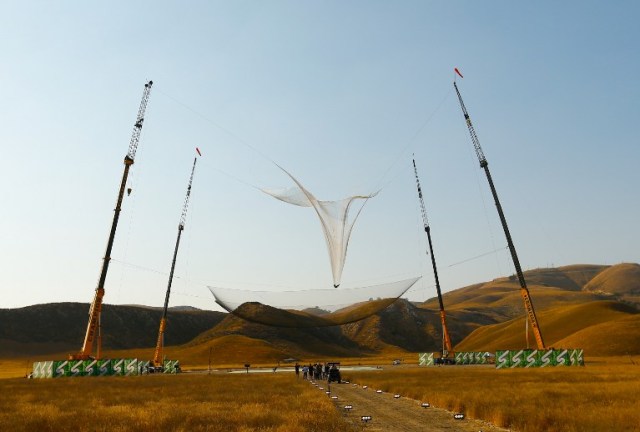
[165,299,466,366]
[224,298,401,327]
[421,265,610,323]
[0,303,225,357]
[5,263,639,363]
[184,310,367,360]
[224,302,330,327]
[175,334,291,366]
[446,263,640,354]
[583,262,640,304]
[554,314,640,355]
[340,299,461,353]
[455,300,639,354]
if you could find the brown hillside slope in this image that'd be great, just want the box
[0,303,225,357]
[6,264,638,363]
[554,314,640,355]
[174,334,290,366]
[224,302,329,327]
[455,300,639,354]
[423,283,606,325]
[341,299,453,353]
[420,265,610,323]
[583,263,640,304]
[425,265,605,304]
[224,298,399,327]
[186,312,367,359]
[179,299,470,362]
[512,264,606,291]
[84,334,291,368]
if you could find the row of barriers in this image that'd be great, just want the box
[495,349,584,368]
[419,349,584,368]
[418,352,491,366]
[31,359,181,378]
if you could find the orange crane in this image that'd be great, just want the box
[412,157,454,359]
[69,80,153,361]
[453,77,546,350]
[151,153,199,371]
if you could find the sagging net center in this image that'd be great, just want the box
[209,277,420,327]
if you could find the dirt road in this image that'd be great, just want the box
[317,381,509,432]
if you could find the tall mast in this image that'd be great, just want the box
[153,154,199,367]
[70,80,153,360]
[453,79,546,350]
[412,157,453,356]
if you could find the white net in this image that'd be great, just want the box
[262,166,377,288]
[208,276,421,327]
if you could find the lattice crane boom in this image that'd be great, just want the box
[153,156,198,368]
[453,80,546,350]
[70,80,153,361]
[454,83,487,167]
[127,81,153,161]
[412,157,453,356]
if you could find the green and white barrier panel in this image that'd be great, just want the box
[163,360,180,374]
[418,352,434,366]
[453,351,491,365]
[32,361,54,379]
[475,352,489,364]
[54,360,69,377]
[98,359,112,376]
[112,358,126,376]
[125,359,138,376]
[32,358,182,378]
[138,360,151,375]
[495,349,584,369]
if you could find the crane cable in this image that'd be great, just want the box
[369,86,454,194]
[453,82,507,278]
[154,85,453,198]
[114,108,151,305]
[154,88,276,167]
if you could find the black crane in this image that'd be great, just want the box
[412,157,453,358]
[453,79,546,350]
[152,154,199,369]
[70,80,153,360]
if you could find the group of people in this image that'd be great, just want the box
[294,362,330,380]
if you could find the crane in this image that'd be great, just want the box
[453,79,546,350]
[69,80,153,361]
[412,157,454,359]
[151,154,199,371]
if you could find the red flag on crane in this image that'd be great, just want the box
[196,147,202,156]
[454,68,464,78]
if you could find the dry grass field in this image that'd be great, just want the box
[2,355,640,431]
[343,357,640,432]
[3,263,638,430]
[0,373,353,432]
[0,359,34,380]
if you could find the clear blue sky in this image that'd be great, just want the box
[1,1,638,311]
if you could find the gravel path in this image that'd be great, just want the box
[314,381,510,432]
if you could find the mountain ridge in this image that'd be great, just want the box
[2,263,639,360]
